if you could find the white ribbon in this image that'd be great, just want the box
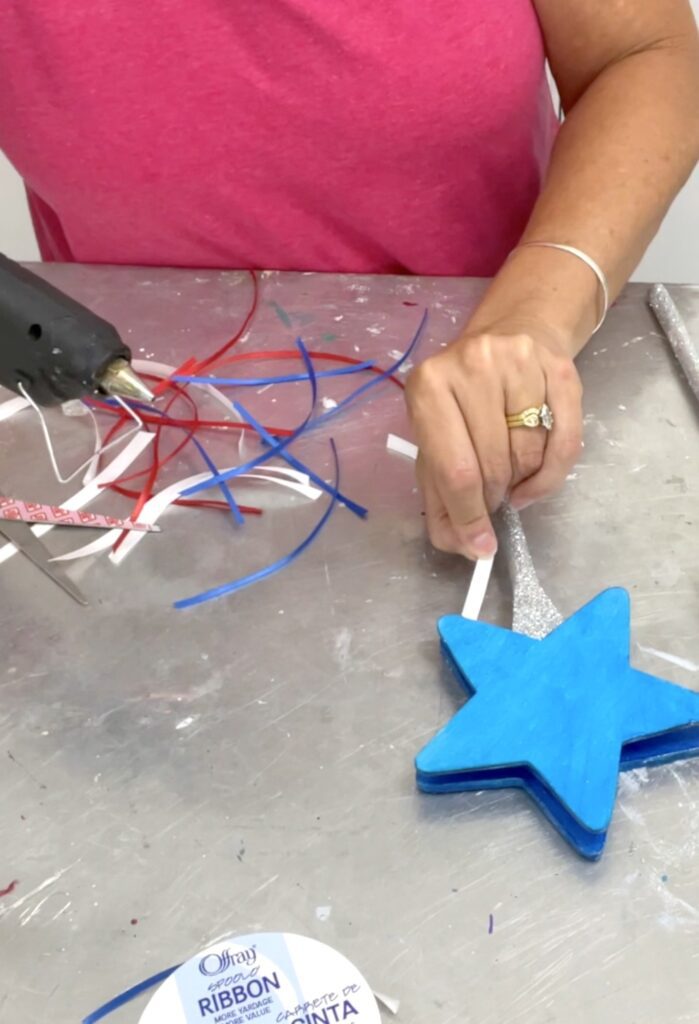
[386,433,494,620]
[50,466,321,565]
[0,432,154,566]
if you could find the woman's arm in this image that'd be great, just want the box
[406,0,699,560]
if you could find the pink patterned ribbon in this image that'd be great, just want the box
[0,497,158,533]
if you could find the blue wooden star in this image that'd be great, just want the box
[416,589,699,859]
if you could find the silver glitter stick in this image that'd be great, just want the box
[648,284,699,403]
[499,504,563,639]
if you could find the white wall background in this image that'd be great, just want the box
[1,150,40,262]
[1,6,697,279]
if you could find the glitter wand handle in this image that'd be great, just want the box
[648,283,699,403]
[500,504,563,639]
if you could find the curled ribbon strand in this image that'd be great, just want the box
[174,438,342,610]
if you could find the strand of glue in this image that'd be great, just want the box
[386,433,562,637]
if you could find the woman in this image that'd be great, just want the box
[1,1,697,559]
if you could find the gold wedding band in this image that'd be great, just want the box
[506,403,554,431]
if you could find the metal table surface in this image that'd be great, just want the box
[1,266,698,1024]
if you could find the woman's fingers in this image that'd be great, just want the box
[452,370,511,513]
[510,359,583,509]
[417,459,461,553]
[407,330,584,550]
[407,365,496,559]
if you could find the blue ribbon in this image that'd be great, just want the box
[174,438,341,609]
[82,964,180,1024]
[232,400,367,518]
[181,338,318,499]
[310,308,427,427]
[172,361,374,387]
[181,311,427,499]
[188,434,244,525]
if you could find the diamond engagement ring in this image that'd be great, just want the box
[506,403,554,431]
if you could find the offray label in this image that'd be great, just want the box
[139,932,381,1024]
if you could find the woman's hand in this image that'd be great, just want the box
[405,320,583,560]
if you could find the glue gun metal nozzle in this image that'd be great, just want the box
[99,358,154,404]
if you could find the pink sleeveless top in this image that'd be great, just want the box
[0,2,556,275]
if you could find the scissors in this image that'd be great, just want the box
[0,519,88,606]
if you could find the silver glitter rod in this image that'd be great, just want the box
[499,505,563,640]
[648,283,699,403]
